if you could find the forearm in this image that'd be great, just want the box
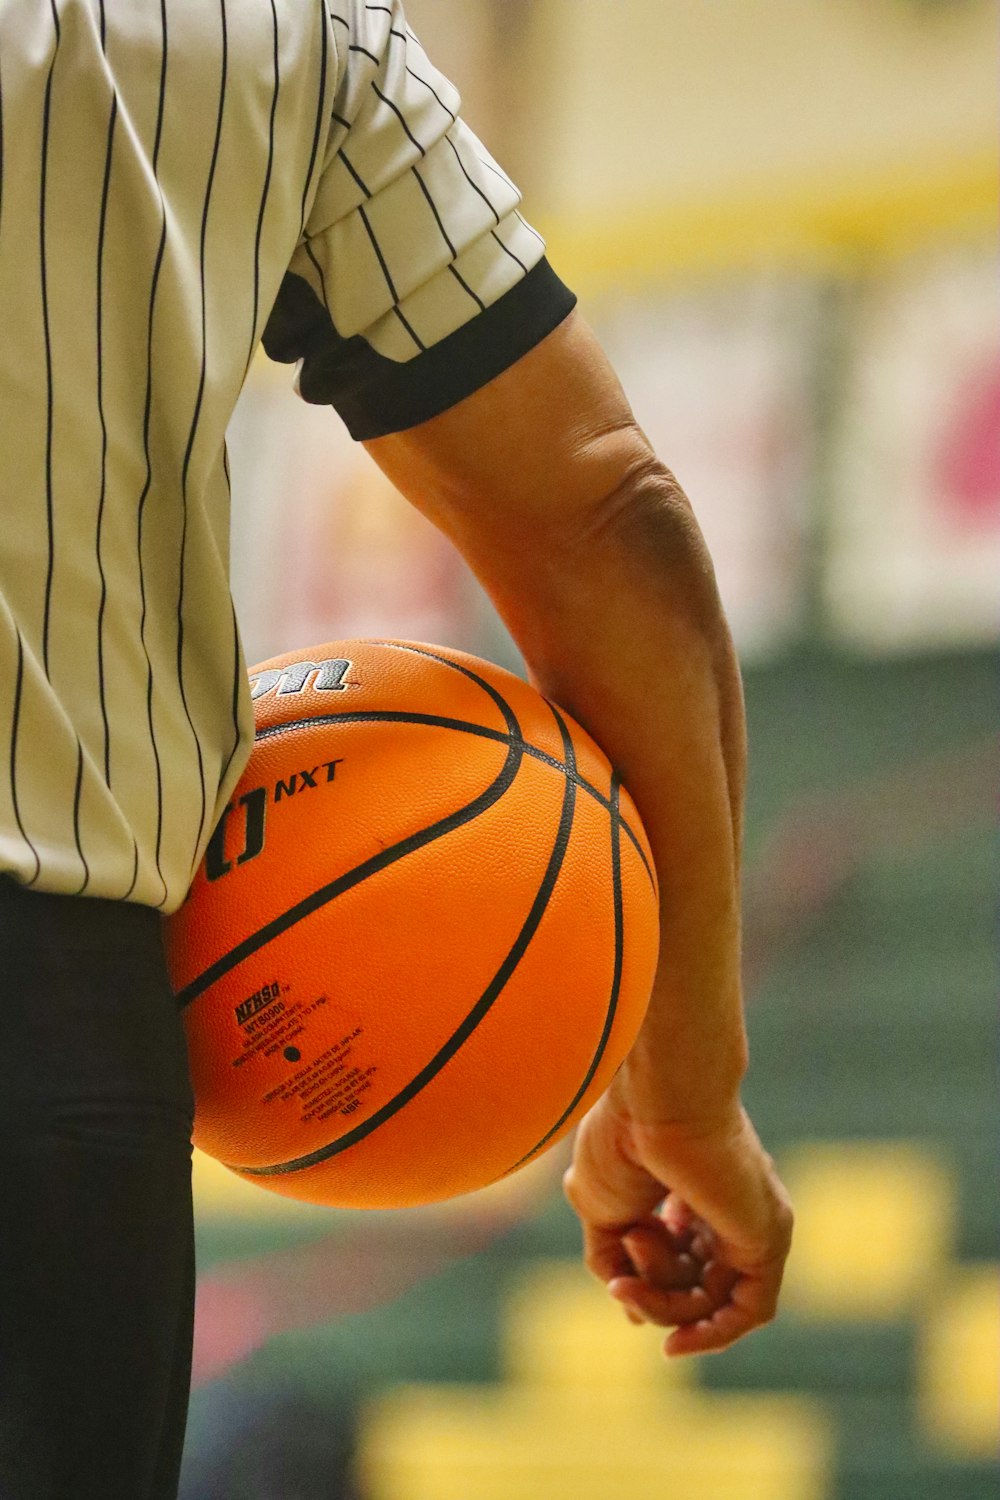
[365,311,750,1128]
[515,491,748,1106]
[366,314,790,1351]
[373,431,748,1127]
[465,473,747,1125]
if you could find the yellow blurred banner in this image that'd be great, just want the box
[542,148,997,294]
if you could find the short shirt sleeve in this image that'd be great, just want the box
[261,0,576,440]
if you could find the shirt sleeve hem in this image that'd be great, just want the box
[330,258,577,440]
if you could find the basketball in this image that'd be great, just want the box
[163,639,660,1209]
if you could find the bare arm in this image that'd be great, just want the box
[365,309,792,1355]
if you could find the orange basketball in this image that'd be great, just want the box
[163,639,659,1209]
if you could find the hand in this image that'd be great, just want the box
[563,1085,793,1357]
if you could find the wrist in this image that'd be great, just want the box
[610,1022,747,1132]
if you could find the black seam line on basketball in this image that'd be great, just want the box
[176,655,527,1007]
[251,709,654,890]
[508,771,625,1174]
[254,710,653,888]
[174,715,523,1012]
[234,701,577,1179]
[372,640,523,743]
[370,645,653,896]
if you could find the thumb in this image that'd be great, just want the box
[564,1106,666,1232]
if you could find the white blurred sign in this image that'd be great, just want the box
[596,279,821,657]
[226,367,475,670]
[827,244,999,651]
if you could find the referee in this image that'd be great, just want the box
[0,2,792,1496]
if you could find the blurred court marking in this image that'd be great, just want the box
[193,1148,307,1219]
[504,1260,690,1400]
[918,1263,1000,1458]
[191,1148,569,1389]
[192,1134,565,1221]
[778,1142,955,1319]
[360,1259,832,1500]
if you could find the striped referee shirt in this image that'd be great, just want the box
[0,0,575,912]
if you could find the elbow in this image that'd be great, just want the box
[586,456,731,646]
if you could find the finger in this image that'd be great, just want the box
[659,1193,695,1243]
[662,1265,783,1356]
[622,1224,702,1290]
[580,1224,642,1285]
[609,1249,758,1330]
[689,1229,714,1264]
[626,1244,701,1293]
[712,1252,785,1326]
[701,1258,740,1306]
[664,1301,758,1357]
[607,1277,717,1329]
[580,1213,680,1285]
[563,1154,663,1231]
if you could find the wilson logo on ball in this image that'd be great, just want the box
[249,658,354,700]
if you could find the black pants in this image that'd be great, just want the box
[0,880,195,1500]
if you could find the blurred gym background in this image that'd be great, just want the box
[180,2,998,1496]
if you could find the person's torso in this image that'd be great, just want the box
[0,0,333,909]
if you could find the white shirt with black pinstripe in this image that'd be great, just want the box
[0,0,575,911]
